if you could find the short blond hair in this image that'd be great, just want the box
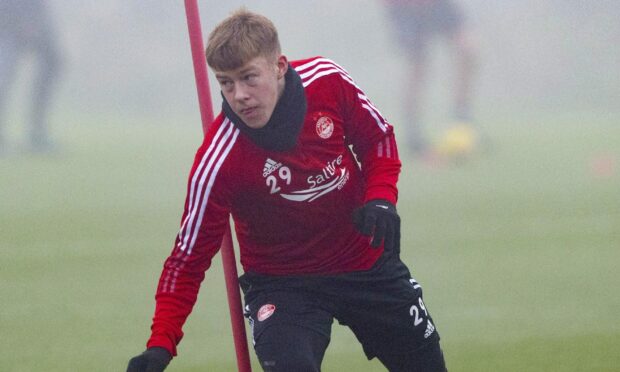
[205,8,281,71]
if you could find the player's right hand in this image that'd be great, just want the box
[127,347,172,372]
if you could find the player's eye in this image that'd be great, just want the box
[219,80,233,90]
[244,74,258,84]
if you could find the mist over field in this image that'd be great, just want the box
[1,1,618,371]
[6,0,617,125]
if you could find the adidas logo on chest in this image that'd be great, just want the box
[262,158,283,177]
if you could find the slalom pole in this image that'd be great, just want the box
[183,1,252,371]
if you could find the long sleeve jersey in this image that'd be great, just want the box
[147,57,401,355]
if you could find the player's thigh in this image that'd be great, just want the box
[244,289,333,372]
[340,274,441,363]
[253,323,331,372]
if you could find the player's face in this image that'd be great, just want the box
[215,55,288,129]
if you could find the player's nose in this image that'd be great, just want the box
[234,85,251,102]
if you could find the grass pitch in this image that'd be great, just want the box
[1,113,618,371]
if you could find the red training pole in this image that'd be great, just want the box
[183,1,252,371]
[184,0,213,129]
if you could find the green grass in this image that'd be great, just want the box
[1,113,619,371]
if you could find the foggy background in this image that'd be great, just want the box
[1,1,619,371]
[4,0,619,135]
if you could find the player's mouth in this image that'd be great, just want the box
[241,106,258,117]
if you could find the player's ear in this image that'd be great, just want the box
[276,54,288,78]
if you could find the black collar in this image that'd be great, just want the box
[221,65,307,152]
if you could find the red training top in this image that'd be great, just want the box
[147,57,401,355]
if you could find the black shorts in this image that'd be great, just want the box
[387,0,464,55]
[239,251,443,370]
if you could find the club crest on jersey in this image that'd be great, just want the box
[257,304,276,322]
[315,116,334,139]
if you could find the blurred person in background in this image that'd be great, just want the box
[127,8,446,372]
[384,0,478,159]
[0,0,61,153]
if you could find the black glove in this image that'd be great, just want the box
[352,199,400,252]
[127,347,172,372]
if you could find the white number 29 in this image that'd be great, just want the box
[409,298,429,326]
[266,166,292,194]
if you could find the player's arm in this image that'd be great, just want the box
[335,62,402,250]
[336,65,401,205]
[128,128,234,370]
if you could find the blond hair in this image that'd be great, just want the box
[205,8,281,71]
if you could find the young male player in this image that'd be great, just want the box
[127,9,446,372]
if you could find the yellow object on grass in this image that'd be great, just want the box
[435,124,477,158]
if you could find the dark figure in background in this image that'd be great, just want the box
[384,0,478,158]
[0,0,61,153]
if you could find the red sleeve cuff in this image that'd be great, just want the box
[147,334,178,357]
[364,185,398,205]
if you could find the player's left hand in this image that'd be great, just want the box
[352,199,400,252]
